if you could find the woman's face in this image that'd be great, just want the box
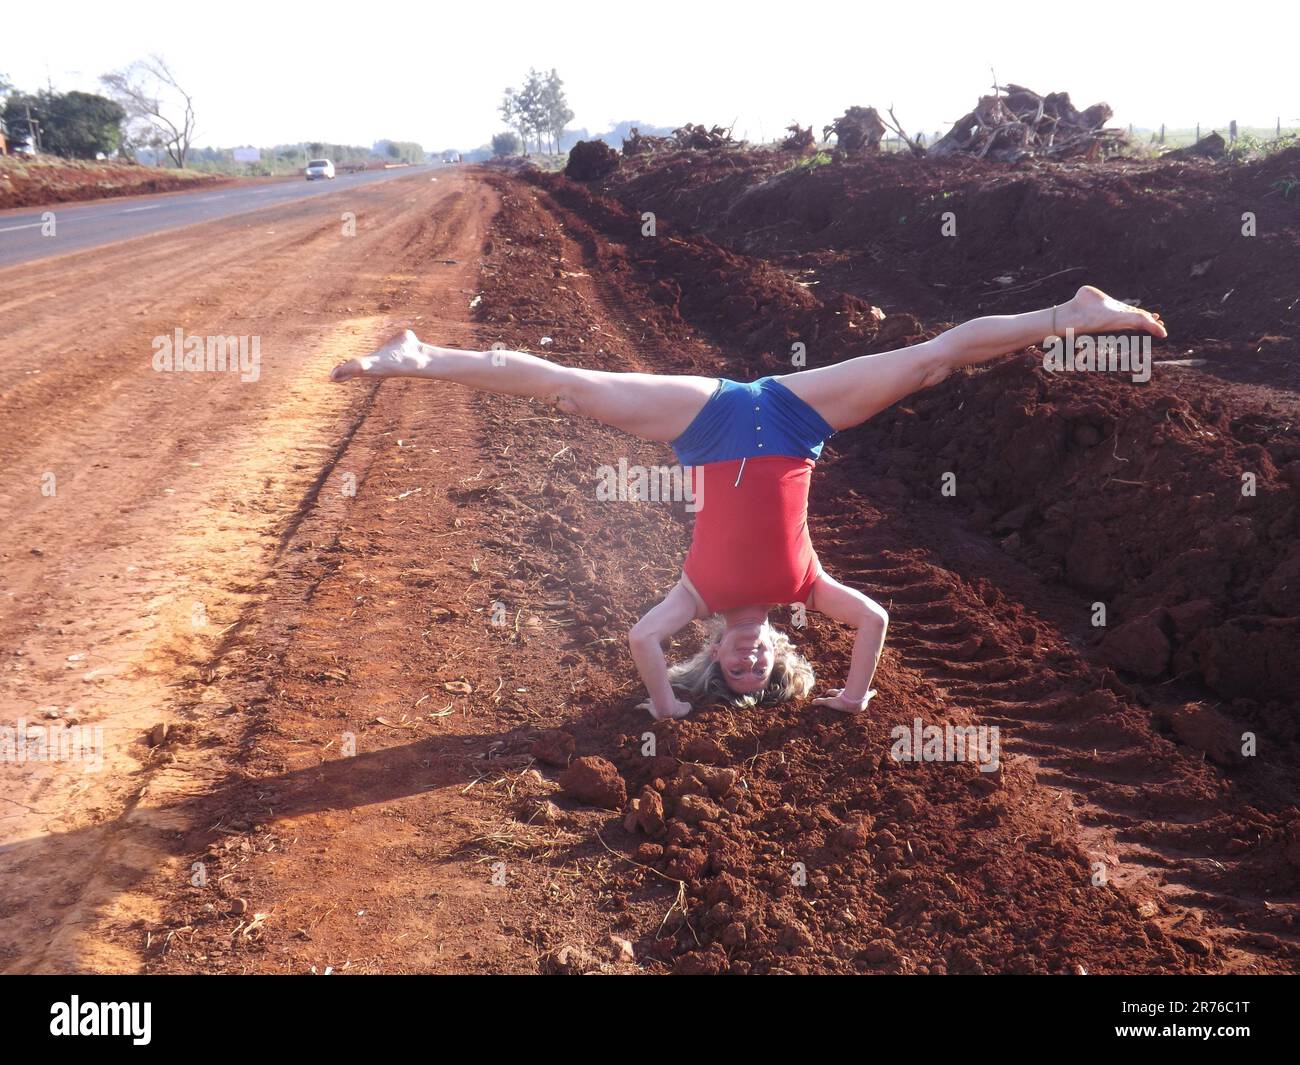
[711,619,775,695]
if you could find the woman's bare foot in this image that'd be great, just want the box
[1061,285,1168,339]
[330,329,431,382]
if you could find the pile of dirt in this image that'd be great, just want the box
[0,156,223,209]
[1166,131,1228,160]
[564,140,620,181]
[856,354,1300,719]
[930,84,1122,161]
[587,144,1300,359]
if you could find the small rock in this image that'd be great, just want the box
[559,756,626,809]
[546,944,597,974]
[608,935,635,963]
[532,800,562,824]
[634,843,663,863]
[634,787,665,837]
[1171,933,1212,957]
[1099,612,1171,679]
[863,939,900,964]
[681,736,728,764]
[1164,702,1246,767]
[675,793,723,825]
[720,921,747,948]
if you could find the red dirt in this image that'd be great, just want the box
[0,157,226,209]
[3,150,1298,975]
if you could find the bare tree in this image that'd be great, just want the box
[100,55,196,168]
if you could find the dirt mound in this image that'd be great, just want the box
[0,156,223,209]
[587,145,1300,357]
[1167,131,1228,160]
[855,353,1300,715]
[564,140,620,181]
[561,756,627,808]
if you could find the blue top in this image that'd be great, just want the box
[670,376,836,467]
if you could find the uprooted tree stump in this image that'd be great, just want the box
[622,127,668,156]
[824,107,887,155]
[780,123,817,154]
[929,84,1122,161]
[671,123,737,150]
[565,139,621,181]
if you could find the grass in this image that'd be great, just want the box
[781,150,833,175]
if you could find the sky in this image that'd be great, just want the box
[5,0,1298,151]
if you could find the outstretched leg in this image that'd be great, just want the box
[775,285,1167,432]
[330,330,718,443]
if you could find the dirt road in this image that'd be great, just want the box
[2,163,1295,975]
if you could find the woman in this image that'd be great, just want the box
[330,285,1166,720]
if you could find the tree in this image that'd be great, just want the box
[501,69,574,154]
[499,87,531,154]
[38,91,126,158]
[491,130,520,156]
[101,55,196,168]
[2,92,41,151]
[541,69,573,154]
[374,139,424,163]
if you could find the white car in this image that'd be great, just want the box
[305,159,335,180]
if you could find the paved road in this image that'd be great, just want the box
[0,165,438,268]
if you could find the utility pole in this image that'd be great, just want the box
[25,102,41,153]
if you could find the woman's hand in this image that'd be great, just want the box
[637,697,693,720]
[811,688,877,714]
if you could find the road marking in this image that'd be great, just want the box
[0,221,45,233]
[121,204,163,213]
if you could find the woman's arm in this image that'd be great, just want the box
[628,581,701,719]
[805,570,889,713]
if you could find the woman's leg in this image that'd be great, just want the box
[330,330,718,443]
[775,285,1166,432]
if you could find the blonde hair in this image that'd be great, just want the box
[668,615,815,709]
